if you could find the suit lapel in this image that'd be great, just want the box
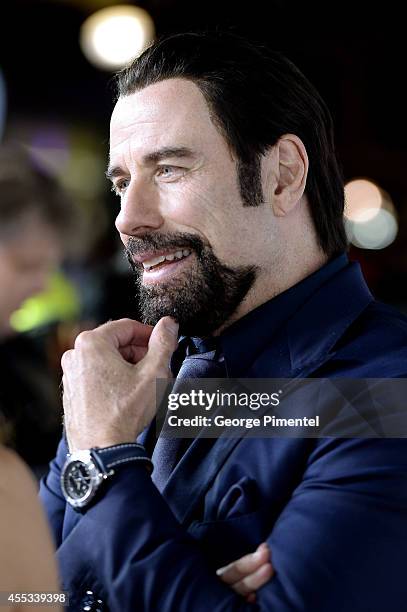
[161,262,374,525]
[161,337,314,526]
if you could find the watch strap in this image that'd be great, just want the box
[91,443,153,474]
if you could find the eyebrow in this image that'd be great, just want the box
[105,146,197,180]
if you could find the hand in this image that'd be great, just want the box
[216,542,274,603]
[61,317,179,451]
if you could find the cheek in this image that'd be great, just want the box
[160,185,215,243]
[166,175,240,233]
[160,171,256,265]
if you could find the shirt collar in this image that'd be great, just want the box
[177,253,349,376]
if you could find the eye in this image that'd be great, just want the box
[156,166,185,181]
[111,178,130,196]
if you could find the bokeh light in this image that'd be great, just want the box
[79,5,155,71]
[349,208,398,250]
[344,179,382,222]
[345,178,398,250]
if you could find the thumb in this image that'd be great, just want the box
[146,316,179,376]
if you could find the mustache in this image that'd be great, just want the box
[125,232,206,260]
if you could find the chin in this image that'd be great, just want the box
[140,308,219,337]
[175,316,221,338]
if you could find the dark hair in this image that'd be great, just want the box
[0,145,73,241]
[116,31,347,257]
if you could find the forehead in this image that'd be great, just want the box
[109,78,223,156]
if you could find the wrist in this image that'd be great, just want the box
[68,431,143,452]
[61,443,153,511]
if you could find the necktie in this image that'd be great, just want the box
[151,336,226,492]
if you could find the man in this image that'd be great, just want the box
[40,32,407,610]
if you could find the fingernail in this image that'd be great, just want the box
[165,317,179,336]
[258,542,269,551]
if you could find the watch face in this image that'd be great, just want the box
[63,461,92,500]
[61,451,103,509]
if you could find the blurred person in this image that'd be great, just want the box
[40,32,407,611]
[0,146,72,469]
[0,146,67,337]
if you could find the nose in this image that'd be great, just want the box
[115,179,164,237]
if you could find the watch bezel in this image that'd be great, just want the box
[61,449,105,509]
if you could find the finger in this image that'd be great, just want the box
[231,562,274,596]
[77,319,153,350]
[216,545,270,584]
[120,345,148,364]
[99,318,153,348]
[61,348,74,372]
[245,593,256,604]
[61,374,73,451]
[146,317,179,375]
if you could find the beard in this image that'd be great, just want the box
[125,231,258,337]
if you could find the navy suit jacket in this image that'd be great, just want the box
[40,261,407,611]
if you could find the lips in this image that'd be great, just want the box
[142,249,191,271]
[132,248,192,271]
[139,250,193,284]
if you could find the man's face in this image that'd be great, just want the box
[109,78,277,336]
[0,216,61,337]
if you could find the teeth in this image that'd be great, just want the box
[143,248,191,271]
[143,254,166,270]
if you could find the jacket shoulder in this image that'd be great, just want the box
[321,300,407,377]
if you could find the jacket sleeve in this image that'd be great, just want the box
[39,436,69,548]
[40,436,407,611]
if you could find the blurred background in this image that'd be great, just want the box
[0,0,406,473]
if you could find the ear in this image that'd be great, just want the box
[269,134,309,217]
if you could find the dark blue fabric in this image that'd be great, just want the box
[219,252,349,377]
[151,348,226,492]
[39,255,407,611]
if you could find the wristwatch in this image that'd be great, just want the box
[60,443,153,510]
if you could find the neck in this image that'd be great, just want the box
[213,247,328,336]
